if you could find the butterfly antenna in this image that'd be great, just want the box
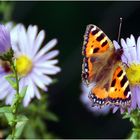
[117,17,123,43]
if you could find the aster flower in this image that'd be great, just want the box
[113,35,140,112]
[0,23,61,106]
[80,83,110,116]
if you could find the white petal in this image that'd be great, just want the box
[34,50,59,62]
[27,25,38,52]
[0,87,11,99]
[0,81,10,91]
[32,68,53,85]
[18,24,28,54]
[136,36,140,62]
[131,86,137,109]
[34,39,57,59]
[32,82,41,99]
[127,35,137,63]
[33,66,61,75]
[113,40,120,50]
[5,22,13,31]
[112,107,119,113]
[28,78,34,98]
[121,55,127,64]
[121,38,128,49]
[130,35,136,46]
[34,60,59,68]
[6,91,15,105]
[129,45,137,63]
[30,73,47,90]
[136,86,140,108]
[32,30,45,57]
[23,89,31,107]
[121,38,132,64]
[39,75,52,85]
[11,24,22,52]
[126,38,134,48]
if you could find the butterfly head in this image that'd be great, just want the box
[115,48,124,61]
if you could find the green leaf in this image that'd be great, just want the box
[6,134,12,139]
[45,111,59,122]
[5,73,15,78]
[14,115,28,138]
[4,113,14,126]
[19,86,28,99]
[0,106,12,113]
[5,75,17,90]
[11,94,19,111]
[23,121,36,138]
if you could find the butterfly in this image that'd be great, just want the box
[82,24,131,108]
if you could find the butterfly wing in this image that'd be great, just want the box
[82,24,114,85]
[108,65,131,107]
[89,65,131,107]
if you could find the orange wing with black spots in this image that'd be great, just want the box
[82,24,131,108]
[108,66,131,106]
[82,24,113,85]
[88,65,131,107]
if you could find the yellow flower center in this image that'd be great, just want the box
[126,63,140,85]
[16,55,33,77]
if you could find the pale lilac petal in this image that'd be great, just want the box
[10,24,20,46]
[0,87,11,99]
[34,50,59,62]
[32,69,52,85]
[5,22,13,31]
[120,108,125,114]
[34,39,57,59]
[136,36,140,62]
[18,25,28,54]
[128,35,137,63]
[30,73,46,90]
[36,65,61,73]
[130,35,136,45]
[113,40,120,50]
[121,38,132,63]
[34,60,59,68]
[6,91,15,105]
[33,67,61,75]
[27,25,38,51]
[39,75,53,85]
[32,82,41,99]
[126,37,136,62]
[136,86,140,108]
[0,24,11,53]
[131,87,137,109]
[112,107,119,113]
[23,89,31,107]
[121,55,128,64]
[32,30,45,57]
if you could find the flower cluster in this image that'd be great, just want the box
[0,22,61,106]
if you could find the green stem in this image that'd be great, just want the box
[10,60,20,139]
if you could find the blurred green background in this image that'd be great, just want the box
[9,1,140,138]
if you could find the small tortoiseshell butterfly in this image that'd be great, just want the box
[82,24,131,108]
